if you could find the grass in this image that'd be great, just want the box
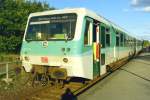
[0,53,20,62]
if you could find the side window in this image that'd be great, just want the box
[123,34,126,47]
[127,36,130,46]
[116,32,120,46]
[131,38,133,46]
[124,34,127,47]
[120,33,124,46]
[84,20,92,45]
[125,35,129,47]
[106,28,110,47]
[129,37,131,46]
[101,26,105,48]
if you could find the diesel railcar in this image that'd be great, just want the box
[20,8,143,82]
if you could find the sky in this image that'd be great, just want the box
[37,0,150,40]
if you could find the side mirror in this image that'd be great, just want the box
[26,39,32,43]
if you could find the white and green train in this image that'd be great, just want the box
[20,8,143,81]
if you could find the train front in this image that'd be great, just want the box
[20,9,90,81]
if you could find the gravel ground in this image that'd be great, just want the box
[78,52,150,100]
[0,65,44,100]
[0,67,53,100]
[0,53,149,100]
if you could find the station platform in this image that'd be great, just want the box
[78,52,150,100]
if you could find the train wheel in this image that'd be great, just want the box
[32,72,40,87]
[55,79,64,89]
[106,65,113,73]
[41,74,49,86]
[59,80,64,88]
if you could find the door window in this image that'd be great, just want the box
[84,20,92,45]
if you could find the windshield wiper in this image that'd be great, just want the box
[26,38,33,43]
[65,33,69,42]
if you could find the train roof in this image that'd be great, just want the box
[29,8,111,25]
[29,8,138,40]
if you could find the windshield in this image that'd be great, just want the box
[25,13,77,41]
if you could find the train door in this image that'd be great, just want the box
[84,17,101,79]
[100,24,106,75]
[93,21,100,78]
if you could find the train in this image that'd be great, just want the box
[20,8,143,84]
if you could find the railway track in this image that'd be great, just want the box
[20,57,129,100]
[21,75,109,100]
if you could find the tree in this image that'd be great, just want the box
[0,0,55,53]
[143,40,150,48]
[0,0,54,35]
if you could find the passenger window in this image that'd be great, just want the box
[125,35,128,47]
[101,26,105,48]
[84,20,92,45]
[106,28,110,47]
[116,32,120,46]
[124,35,126,46]
[127,36,130,46]
[120,33,124,46]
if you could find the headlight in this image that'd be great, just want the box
[19,56,23,61]
[63,58,68,63]
[24,56,29,61]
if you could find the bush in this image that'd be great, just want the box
[0,35,22,53]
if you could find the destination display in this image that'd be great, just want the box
[30,14,77,24]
